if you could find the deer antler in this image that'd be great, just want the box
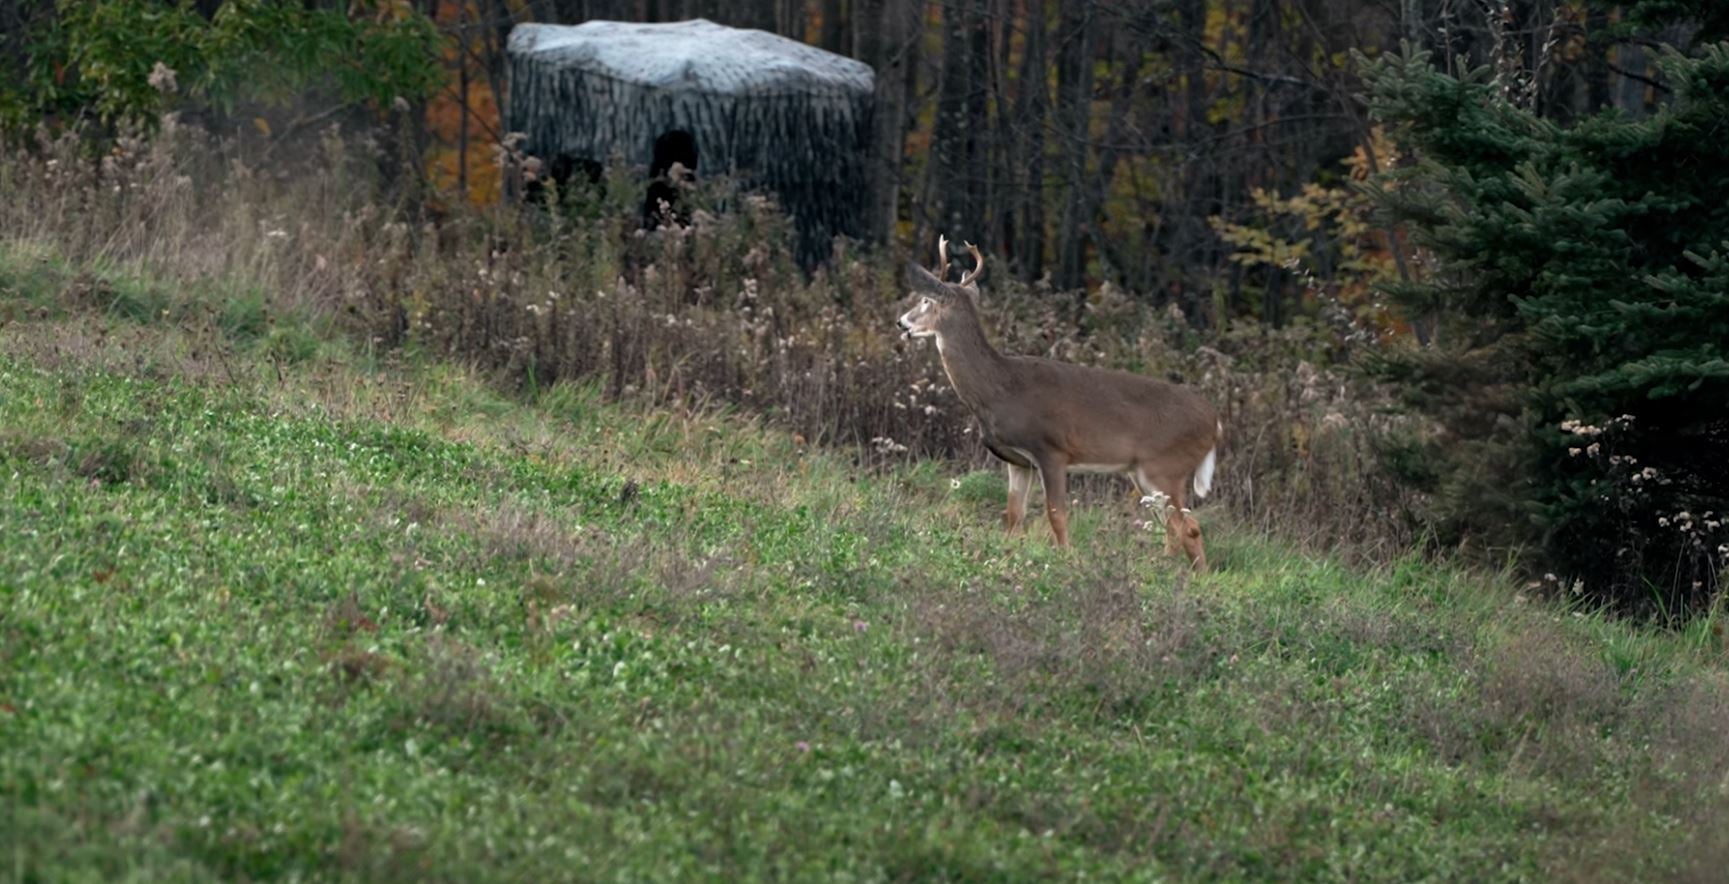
[935,235,952,282]
[957,242,985,287]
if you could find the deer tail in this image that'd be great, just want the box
[1192,420,1222,499]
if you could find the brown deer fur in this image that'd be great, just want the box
[898,240,1221,570]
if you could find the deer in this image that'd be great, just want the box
[897,237,1222,571]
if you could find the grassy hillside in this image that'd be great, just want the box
[3,242,1727,881]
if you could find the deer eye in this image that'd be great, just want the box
[920,297,936,308]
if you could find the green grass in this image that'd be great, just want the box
[2,244,1727,881]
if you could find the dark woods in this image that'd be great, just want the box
[515,0,1706,318]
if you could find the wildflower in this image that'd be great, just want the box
[1568,447,1581,457]
[870,436,908,454]
[852,619,869,633]
[147,62,178,95]
[949,478,962,490]
[795,741,811,754]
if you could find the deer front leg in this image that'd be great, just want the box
[1147,475,1207,572]
[1173,511,1207,572]
[1037,457,1070,547]
[1161,495,1207,572]
[1005,463,1035,535]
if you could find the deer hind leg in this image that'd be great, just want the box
[1004,463,1035,535]
[1142,470,1207,572]
[1037,456,1071,547]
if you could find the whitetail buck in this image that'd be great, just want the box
[898,237,1222,570]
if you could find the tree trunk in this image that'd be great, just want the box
[778,0,808,38]
[860,0,913,243]
[743,0,779,30]
[819,0,849,53]
[900,0,928,246]
[926,0,985,248]
[1013,0,1049,282]
[1615,42,1649,118]
[1077,25,1140,288]
[458,0,470,197]
[1054,0,1096,292]
[1263,265,1285,328]
[1584,7,1611,114]
[854,0,883,68]
[474,0,517,136]
[1158,0,1214,306]
[965,0,991,244]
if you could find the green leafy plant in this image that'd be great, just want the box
[1361,43,1729,615]
[2,0,441,132]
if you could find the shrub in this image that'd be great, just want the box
[0,0,441,131]
[1361,44,1729,616]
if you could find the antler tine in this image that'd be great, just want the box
[936,235,952,282]
[957,242,985,287]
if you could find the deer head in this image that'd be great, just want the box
[898,235,985,340]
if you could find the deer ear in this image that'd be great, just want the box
[904,260,947,295]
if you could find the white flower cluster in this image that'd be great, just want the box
[1629,466,1666,486]
[1661,511,1721,533]
[1561,414,1634,439]
[894,380,943,417]
[870,436,908,454]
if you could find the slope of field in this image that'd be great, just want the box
[2,244,1726,881]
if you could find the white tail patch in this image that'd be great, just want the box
[1192,447,1217,499]
[1192,421,1222,499]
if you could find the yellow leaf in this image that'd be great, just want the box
[253,117,271,136]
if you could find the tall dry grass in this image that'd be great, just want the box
[0,121,1427,560]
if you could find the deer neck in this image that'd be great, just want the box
[933,309,1010,414]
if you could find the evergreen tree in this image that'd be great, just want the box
[1361,43,1729,616]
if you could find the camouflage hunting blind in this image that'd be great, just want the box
[505,19,876,267]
